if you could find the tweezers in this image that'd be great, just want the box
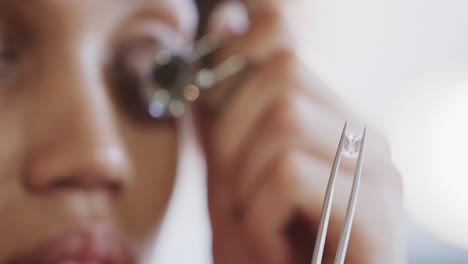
[311,122,367,264]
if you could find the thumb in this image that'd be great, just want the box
[207,1,250,37]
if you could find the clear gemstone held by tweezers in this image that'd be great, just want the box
[342,129,363,159]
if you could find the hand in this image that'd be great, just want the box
[195,2,406,263]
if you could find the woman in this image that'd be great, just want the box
[0,0,405,263]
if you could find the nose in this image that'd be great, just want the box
[24,51,133,194]
[26,145,131,194]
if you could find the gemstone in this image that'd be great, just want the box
[184,84,200,102]
[342,129,363,159]
[152,89,171,105]
[195,68,216,89]
[148,100,166,118]
[155,50,172,65]
[169,100,185,117]
[148,89,171,118]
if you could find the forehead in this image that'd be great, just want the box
[0,0,198,37]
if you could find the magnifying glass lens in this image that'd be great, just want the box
[147,52,194,119]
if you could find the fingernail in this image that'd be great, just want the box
[210,1,250,36]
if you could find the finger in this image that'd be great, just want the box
[198,3,299,112]
[205,0,299,62]
[215,5,298,63]
[240,149,355,263]
[207,1,250,37]
[243,146,405,263]
[202,53,347,219]
[205,52,350,171]
[232,97,401,206]
[230,94,353,206]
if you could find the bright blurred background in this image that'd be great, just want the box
[151,0,468,263]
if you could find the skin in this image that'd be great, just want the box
[199,3,406,263]
[0,0,406,263]
[0,0,196,261]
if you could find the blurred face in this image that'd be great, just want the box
[0,1,198,263]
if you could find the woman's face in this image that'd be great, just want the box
[0,1,198,263]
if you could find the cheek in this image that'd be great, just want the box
[0,95,28,187]
[117,121,179,244]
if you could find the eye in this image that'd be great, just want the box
[0,28,23,90]
[0,13,35,92]
[0,40,18,80]
[110,37,195,123]
[148,50,194,118]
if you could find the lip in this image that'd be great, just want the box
[9,225,135,264]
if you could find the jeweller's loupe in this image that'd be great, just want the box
[145,50,195,119]
[144,35,247,119]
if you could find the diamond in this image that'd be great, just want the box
[195,69,216,89]
[149,100,166,118]
[184,84,200,102]
[155,50,172,65]
[169,100,185,117]
[153,89,171,105]
[342,129,363,159]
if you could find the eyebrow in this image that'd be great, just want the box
[0,0,196,46]
[0,1,44,29]
[0,1,41,14]
[121,1,197,40]
[127,5,181,34]
[0,2,38,42]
